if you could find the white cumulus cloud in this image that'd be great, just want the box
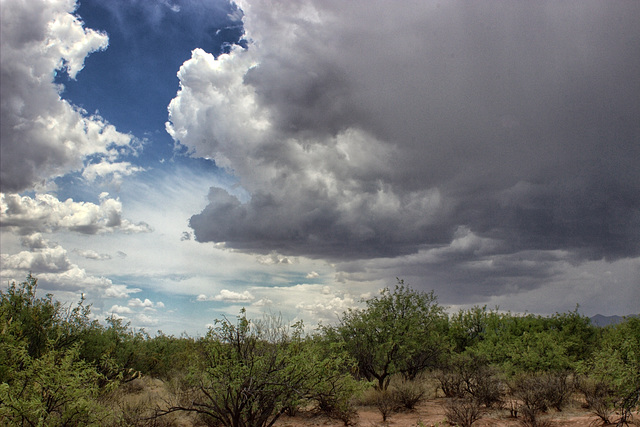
[197,289,255,302]
[0,0,138,192]
[128,298,155,308]
[0,192,152,235]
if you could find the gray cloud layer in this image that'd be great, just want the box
[168,0,639,268]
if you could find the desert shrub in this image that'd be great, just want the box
[104,377,181,427]
[517,406,552,427]
[540,371,573,411]
[510,373,554,427]
[547,308,598,364]
[333,405,359,427]
[78,315,147,386]
[351,386,379,407]
[448,306,494,353]
[444,397,482,427]
[464,363,504,408]
[0,275,93,360]
[576,376,615,424]
[373,389,401,422]
[468,312,577,376]
[434,353,504,408]
[125,332,200,380]
[165,311,306,426]
[164,310,365,427]
[306,341,366,426]
[0,276,112,426]
[111,395,169,427]
[391,376,427,410]
[434,368,465,398]
[579,317,640,426]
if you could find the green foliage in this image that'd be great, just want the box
[0,274,92,361]
[448,305,494,353]
[302,337,367,423]
[580,316,640,424]
[324,279,448,390]
[168,309,365,427]
[454,308,592,375]
[1,275,631,426]
[0,343,109,426]
[79,313,199,381]
[547,307,598,363]
[133,331,200,379]
[0,276,114,425]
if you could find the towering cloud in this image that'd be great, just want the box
[168,0,640,267]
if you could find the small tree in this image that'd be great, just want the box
[166,309,362,427]
[324,280,448,390]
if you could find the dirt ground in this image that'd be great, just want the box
[119,377,635,427]
[273,398,603,427]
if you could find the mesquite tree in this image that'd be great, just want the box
[323,279,448,390]
[166,309,362,427]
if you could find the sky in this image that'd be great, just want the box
[1,0,639,335]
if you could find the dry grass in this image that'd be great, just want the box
[103,376,202,427]
[105,376,636,427]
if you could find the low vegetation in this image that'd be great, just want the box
[1,275,638,426]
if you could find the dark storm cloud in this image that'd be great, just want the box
[189,186,452,259]
[169,0,640,268]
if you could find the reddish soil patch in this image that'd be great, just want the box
[273,398,605,427]
[120,378,634,427]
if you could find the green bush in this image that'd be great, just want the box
[322,279,448,390]
[165,309,365,427]
[0,275,92,360]
[579,317,640,425]
[0,343,109,426]
[0,276,111,425]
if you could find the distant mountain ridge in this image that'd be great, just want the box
[590,314,639,327]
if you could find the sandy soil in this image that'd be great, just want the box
[118,377,635,427]
[273,398,602,427]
